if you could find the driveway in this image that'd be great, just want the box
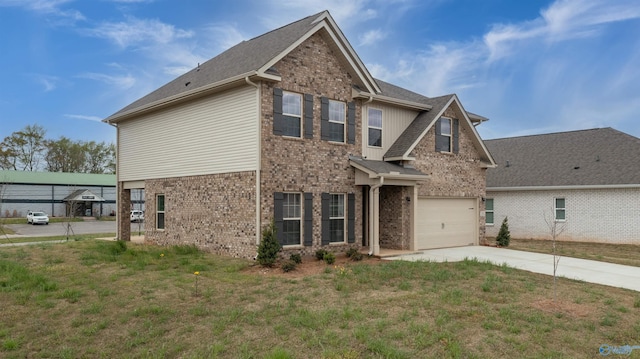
[385,246,640,292]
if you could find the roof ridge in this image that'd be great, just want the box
[239,11,326,47]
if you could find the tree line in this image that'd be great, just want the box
[0,124,115,174]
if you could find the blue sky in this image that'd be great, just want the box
[1,0,639,144]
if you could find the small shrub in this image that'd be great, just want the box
[496,217,511,247]
[350,251,364,261]
[323,252,336,265]
[345,247,358,258]
[289,253,302,264]
[281,260,297,273]
[257,221,281,267]
[315,249,328,261]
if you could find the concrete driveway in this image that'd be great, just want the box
[385,246,640,292]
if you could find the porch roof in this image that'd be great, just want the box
[349,156,428,180]
[63,189,106,202]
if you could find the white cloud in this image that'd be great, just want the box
[0,0,85,22]
[31,74,60,92]
[204,24,247,52]
[64,114,102,122]
[87,16,193,49]
[359,29,386,46]
[78,72,136,89]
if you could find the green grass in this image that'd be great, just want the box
[505,238,640,267]
[0,233,116,245]
[0,240,638,358]
[1,217,83,225]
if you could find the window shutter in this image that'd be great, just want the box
[435,118,447,152]
[321,97,329,141]
[273,88,283,136]
[452,119,460,154]
[347,102,356,144]
[273,192,284,244]
[321,192,330,246]
[304,94,313,139]
[347,193,355,243]
[304,192,313,246]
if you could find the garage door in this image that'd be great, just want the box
[416,198,477,250]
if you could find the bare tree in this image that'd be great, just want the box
[544,210,567,302]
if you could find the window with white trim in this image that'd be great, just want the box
[282,193,302,245]
[329,193,345,243]
[485,198,494,225]
[439,117,452,152]
[282,91,302,137]
[368,108,382,147]
[328,100,345,142]
[554,198,566,221]
[156,194,165,230]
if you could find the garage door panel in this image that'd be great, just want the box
[417,198,477,250]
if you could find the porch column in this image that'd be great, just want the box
[117,183,131,241]
[369,178,383,256]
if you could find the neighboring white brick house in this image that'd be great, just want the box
[485,128,640,244]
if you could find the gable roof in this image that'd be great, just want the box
[63,189,106,202]
[104,11,380,123]
[485,128,640,188]
[383,94,495,166]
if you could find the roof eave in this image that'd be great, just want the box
[349,160,427,180]
[353,89,432,111]
[487,184,640,191]
[383,156,415,162]
[104,71,270,124]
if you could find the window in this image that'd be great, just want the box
[282,91,302,137]
[368,108,382,147]
[156,194,165,230]
[438,117,452,152]
[555,198,566,221]
[328,100,345,142]
[329,194,345,243]
[282,193,302,245]
[485,198,494,225]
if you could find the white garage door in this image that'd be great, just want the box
[416,198,477,250]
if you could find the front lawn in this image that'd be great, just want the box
[0,240,638,358]
[510,238,640,267]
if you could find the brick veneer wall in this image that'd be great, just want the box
[379,186,412,250]
[117,185,131,241]
[411,105,488,244]
[486,188,640,244]
[144,171,258,258]
[259,31,363,256]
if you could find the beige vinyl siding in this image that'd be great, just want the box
[362,102,419,160]
[118,85,259,181]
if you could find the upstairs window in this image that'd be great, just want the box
[328,100,345,142]
[282,91,302,137]
[555,198,566,221]
[368,108,382,147]
[435,117,459,153]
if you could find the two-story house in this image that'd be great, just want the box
[104,11,496,258]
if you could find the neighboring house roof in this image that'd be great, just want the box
[349,156,428,180]
[63,189,106,202]
[0,170,116,186]
[105,10,380,123]
[485,128,640,188]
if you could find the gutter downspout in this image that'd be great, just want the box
[245,77,261,246]
[369,176,384,256]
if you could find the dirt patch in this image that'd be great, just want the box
[530,298,592,318]
[242,253,384,278]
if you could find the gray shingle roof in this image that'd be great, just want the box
[349,156,427,177]
[374,78,431,104]
[384,94,454,159]
[106,11,326,120]
[485,128,640,187]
